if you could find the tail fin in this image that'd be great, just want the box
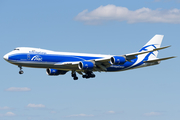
[139,35,164,59]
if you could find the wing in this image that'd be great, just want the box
[54,58,111,71]
[53,46,171,71]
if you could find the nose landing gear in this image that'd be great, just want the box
[18,65,24,74]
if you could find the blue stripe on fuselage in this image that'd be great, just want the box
[8,53,103,63]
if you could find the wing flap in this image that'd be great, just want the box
[54,61,79,69]
[54,61,79,65]
[94,58,111,68]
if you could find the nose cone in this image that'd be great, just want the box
[3,54,9,61]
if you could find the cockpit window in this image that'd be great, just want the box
[14,49,19,50]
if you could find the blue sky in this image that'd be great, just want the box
[0,0,180,120]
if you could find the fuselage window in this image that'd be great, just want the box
[14,49,20,50]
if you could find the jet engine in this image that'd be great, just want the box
[78,61,94,70]
[46,68,68,75]
[110,56,126,65]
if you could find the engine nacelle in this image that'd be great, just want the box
[46,68,68,76]
[110,56,126,65]
[78,61,94,70]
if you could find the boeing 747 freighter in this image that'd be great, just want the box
[3,35,175,80]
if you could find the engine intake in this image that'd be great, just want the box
[46,68,68,75]
[110,56,126,65]
[78,61,94,70]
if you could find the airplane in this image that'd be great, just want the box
[3,35,176,80]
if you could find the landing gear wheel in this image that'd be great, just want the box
[86,76,90,79]
[73,77,78,80]
[19,70,24,74]
[72,71,78,80]
[82,75,86,78]
[90,74,95,78]
[18,65,23,74]
[82,71,96,79]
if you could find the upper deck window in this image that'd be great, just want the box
[14,49,19,50]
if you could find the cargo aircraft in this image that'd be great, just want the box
[3,35,175,80]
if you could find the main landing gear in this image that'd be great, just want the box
[18,65,24,74]
[71,71,95,80]
[71,71,78,80]
[82,71,95,79]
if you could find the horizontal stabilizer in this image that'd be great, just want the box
[125,45,171,60]
[143,56,176,63]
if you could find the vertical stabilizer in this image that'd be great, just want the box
[139,35,164,59]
